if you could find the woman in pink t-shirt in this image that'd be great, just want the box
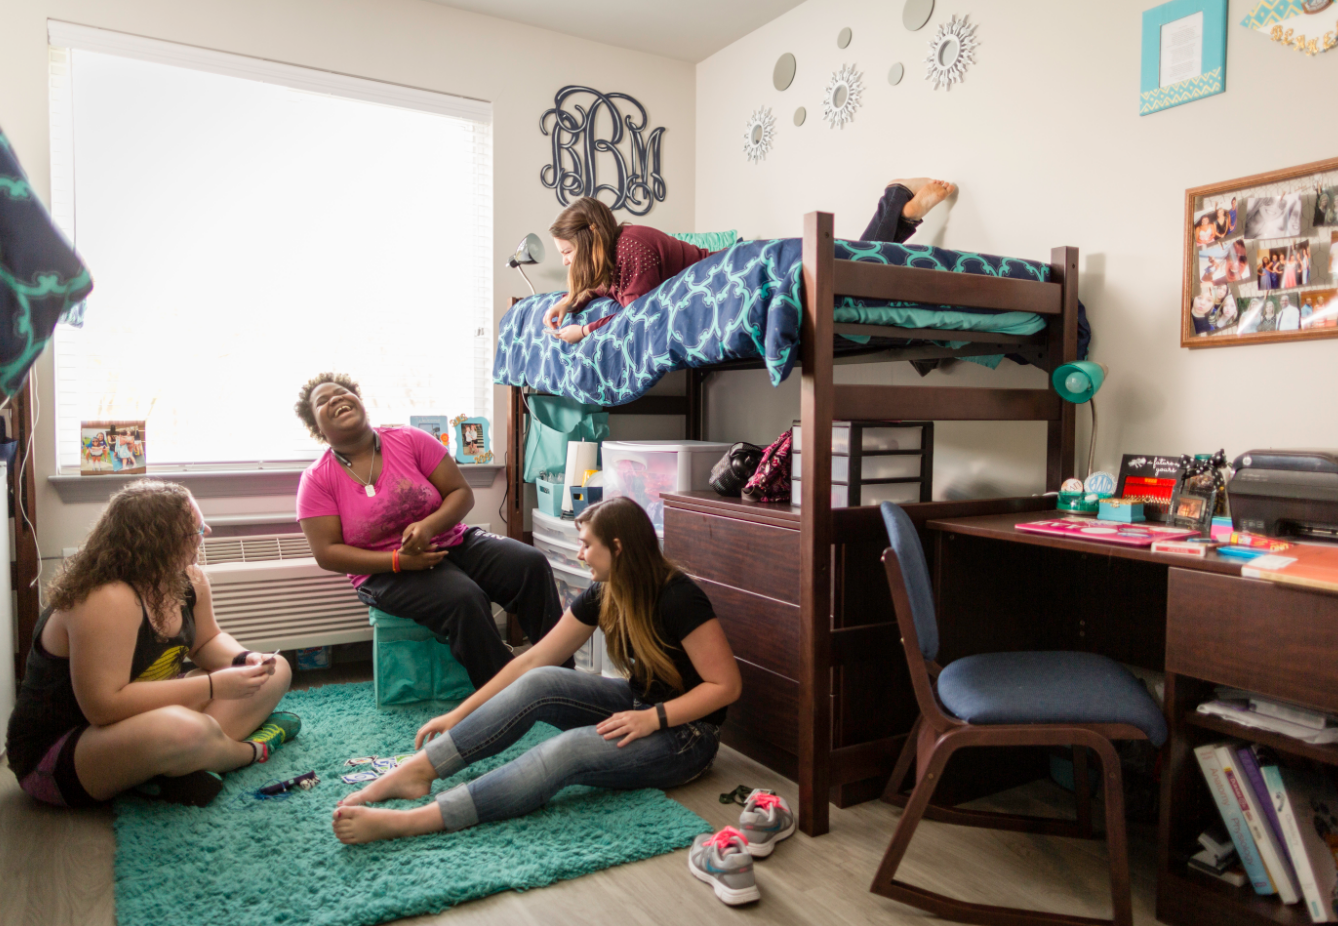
[294,374,563,688]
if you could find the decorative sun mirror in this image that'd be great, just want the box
[823,64,864,129]
[743,106,776,163]
[925,14,979,90]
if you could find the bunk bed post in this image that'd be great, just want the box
[1045,247,1080,490]
[799,211,836,837]
[685,369,704,440]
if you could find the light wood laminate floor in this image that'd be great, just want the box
[1,672,1161,926]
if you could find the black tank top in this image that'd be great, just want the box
[5,583,197,781]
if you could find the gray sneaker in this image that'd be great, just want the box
[688,827,760,905]
[737,789,795,857]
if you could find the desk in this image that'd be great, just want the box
[929,511,1338,926]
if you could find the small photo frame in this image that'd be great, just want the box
[409,415,452,452]
[81,420,146,475]
[450,415,492,464]
[1167,470,1217,535]
[1140,0,1228,116]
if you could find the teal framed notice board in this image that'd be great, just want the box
[1140,0,1228,115]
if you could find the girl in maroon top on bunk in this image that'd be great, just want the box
[542,178,957,344]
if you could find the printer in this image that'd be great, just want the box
[1229,449,1338,542]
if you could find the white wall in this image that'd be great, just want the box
[696,0,1338,499]
[0,0,696,556]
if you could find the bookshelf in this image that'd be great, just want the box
[1159,568,1338,926]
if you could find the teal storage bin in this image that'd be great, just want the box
[368,607,474,708]
[536,473,565,518]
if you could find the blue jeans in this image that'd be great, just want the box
[423,666,721,831]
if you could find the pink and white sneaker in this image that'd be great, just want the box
[737,789,795,857]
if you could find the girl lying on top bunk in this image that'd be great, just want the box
[542,178,957,344]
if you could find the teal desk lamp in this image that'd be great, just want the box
[1051,361,1112,511]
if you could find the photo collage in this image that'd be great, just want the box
[1188,178,1338,340]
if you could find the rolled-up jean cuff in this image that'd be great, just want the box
[424,732,464,779]
[435,784,479,832]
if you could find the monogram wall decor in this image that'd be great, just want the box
[540,86,667,216]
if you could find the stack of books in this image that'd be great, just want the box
[1197,689,1338,746]
[1193,742,1338,921]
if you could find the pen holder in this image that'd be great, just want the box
[569,485,603,517]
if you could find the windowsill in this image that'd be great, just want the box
[47,463,504,503]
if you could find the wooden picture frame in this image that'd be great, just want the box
[1181,155,1338,349]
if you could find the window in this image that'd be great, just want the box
[47,22,493,469]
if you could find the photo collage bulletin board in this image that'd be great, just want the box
[1181,156,1338,348]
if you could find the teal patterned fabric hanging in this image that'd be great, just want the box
[0,128,93,397]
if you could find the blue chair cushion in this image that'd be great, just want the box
[936,651,1167,746]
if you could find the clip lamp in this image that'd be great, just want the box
[1051,361,1108,480]
[506,233,545,295]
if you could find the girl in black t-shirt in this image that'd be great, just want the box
[334,497,742,844]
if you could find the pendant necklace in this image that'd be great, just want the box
[333,433,380,498]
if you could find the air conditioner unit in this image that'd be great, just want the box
[198,533,369,652]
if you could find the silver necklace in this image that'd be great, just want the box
[333,433,380,497]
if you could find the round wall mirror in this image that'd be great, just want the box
[793,106,806,126]
[903,0,935,31]
[888,62,905,85]
[773,53,797,91]
[837,27,852,48]
[937,36,961,67]
[751,124,763,144]
[832,83,848,108]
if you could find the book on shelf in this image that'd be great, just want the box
[1197,699,1338,746]
[1263,763,1338,922]
[1249,696,1335,731]
[1236,747,1301,879]
[1275,766,1338,923]
[1216,743,1302,903]
[1242,544,1338,595]
[1193,743,1275,895]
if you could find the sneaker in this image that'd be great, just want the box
[133,769,224,807]
[737,789,795,857]
[687,827,760,905]
[245,711,301,762]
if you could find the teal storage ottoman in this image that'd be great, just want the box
[368,607,475,708]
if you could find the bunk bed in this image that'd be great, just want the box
[499,212,1081,837]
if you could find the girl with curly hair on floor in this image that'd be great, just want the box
[5,480,298,808]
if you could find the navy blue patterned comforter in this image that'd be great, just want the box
[493,238,1072,407]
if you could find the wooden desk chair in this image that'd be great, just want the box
[871,502,1167,926]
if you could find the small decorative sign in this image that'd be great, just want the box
[451,415,492,465]
[1240,0,1337,56]
[81,420,146,475]
[1140,0,1228,115]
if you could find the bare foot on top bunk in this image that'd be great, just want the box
[338,752,436,807]
[900,180,956,221]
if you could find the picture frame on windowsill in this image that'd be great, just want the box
[451,415,492,465]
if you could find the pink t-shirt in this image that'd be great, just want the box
[296,426,467,588]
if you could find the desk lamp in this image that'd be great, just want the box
[1052,361,1115,511]
[506,233,545,295]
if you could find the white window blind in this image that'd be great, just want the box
[47,22,493,469]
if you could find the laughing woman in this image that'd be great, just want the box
[294,373,563,689]
[331,497,741,844]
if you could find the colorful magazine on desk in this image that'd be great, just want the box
[1014,517,1199,547]
[1242,544,1338,595]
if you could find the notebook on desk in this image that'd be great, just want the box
[1015,517,1201,547]
[1242,543,1338,594]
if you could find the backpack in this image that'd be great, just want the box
[741,429,793,503]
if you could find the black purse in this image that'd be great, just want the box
[709,442,764,497]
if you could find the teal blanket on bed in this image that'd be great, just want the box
[493,238,1054,407]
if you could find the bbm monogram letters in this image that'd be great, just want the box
[540,86,666,216]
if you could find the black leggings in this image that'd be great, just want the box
[861,183,922,244]
[357,527,565,689]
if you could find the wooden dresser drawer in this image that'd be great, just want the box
[663,507,800,604]
[694,576,800,680]
[1166,567,1338,714]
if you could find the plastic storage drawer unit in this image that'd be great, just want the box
[600,440,732,533]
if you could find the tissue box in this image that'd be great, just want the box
[1098,498,1145,522]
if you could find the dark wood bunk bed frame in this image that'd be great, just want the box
[504,212,1080,837]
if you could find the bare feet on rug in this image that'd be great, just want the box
[338,752,436,807]
[332,803,444,844]
[900,179,956,221]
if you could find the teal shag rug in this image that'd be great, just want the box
[112,681,711,926]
